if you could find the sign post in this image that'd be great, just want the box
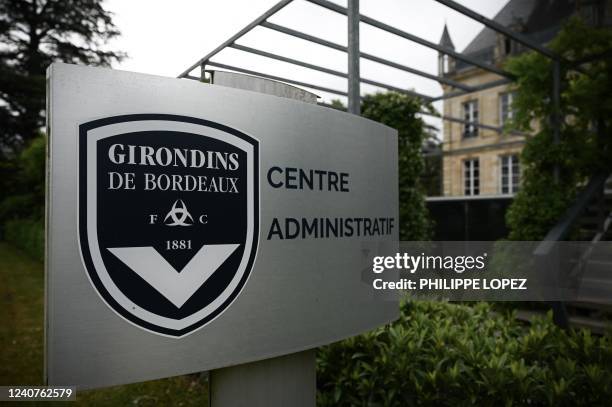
[210,350,315,406]
[205,70,320,406]
[45,63,399,395]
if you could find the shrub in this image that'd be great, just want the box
[505,19,612,240]
[361,92,433,241]
[1,135,45,244]
[0,135,46,234]
[317,301,612,406]
[4,219,44,261]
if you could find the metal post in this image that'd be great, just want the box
[210,350,316,407]
[550,59,565,325]
[552,60,561,183]
[206,70,318,407]
[347,0,360,115]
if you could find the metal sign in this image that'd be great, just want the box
[79,115,258,337]
[46,63,398,389]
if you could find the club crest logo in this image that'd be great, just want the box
[164,200,194,227]
[78,114,259,337]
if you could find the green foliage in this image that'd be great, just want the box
[4,219,44,261]
[421,154,442,197]
[0,135,46,231]
[0,242,209,405]
[505,18,612,240]
[330,99,347,110]
[20,135,46,186]
[361,92,433,240]
[317,301,612,406]
[0,0,126,156]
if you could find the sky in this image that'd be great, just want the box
[105,0,508,135]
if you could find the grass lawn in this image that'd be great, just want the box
[0,242,208,405]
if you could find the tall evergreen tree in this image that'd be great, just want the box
[0,0,125,157]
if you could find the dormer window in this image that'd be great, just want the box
[504,37,512,55]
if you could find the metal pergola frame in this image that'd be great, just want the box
[177,0,563,135]
[177,0,607,331]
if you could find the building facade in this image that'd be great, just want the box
[438,0,610,197]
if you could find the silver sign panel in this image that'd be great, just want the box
[46,63,398,389]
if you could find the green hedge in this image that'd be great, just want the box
[317,301,612,406]
[4,219,44,261]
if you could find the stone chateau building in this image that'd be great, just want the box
[438,0,611,197]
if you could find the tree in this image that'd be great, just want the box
[361,92,433,240]
[0,0,126,157]
[505,18,612,240]
[421,133,442,197]
[0,134,45,224]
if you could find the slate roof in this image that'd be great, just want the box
[455,0,576,70]
[439,23,455,50]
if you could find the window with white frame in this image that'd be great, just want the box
[464,158,480,196]
[439,54,452,75]
[500,154,520,194]
[463,100,479,138]
[499,91,516,127]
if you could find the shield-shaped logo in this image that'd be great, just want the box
[78,114,259,337]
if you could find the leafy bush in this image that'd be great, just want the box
[361,92,433,240]
[317,301,612,406]
[1,135,45,244]
[0,135,46,229]
[4,219,44,261]
[505,18,612,240]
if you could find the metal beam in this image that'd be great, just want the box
[430,78,512,101]
[261,21,474,91]
[361,50,474,91]
[362,78,432,101]
[319,101,527,136]
[418,109,528,136]
[318,101,345,110]
[347,0,361,114]
[572,48,612,66]
[534,173,609,255]
[178,0,294,78]
[229,43,433,101]
[305,0,514,79]
[552,60,561,182]
[261,21,345,51]
[436,139,526,157]
[205,61,347,96]
[318,102,528,148]
[426,194,515,202]
[319,100,527,139]
[229,43,345,77]
[434,0,558,60]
